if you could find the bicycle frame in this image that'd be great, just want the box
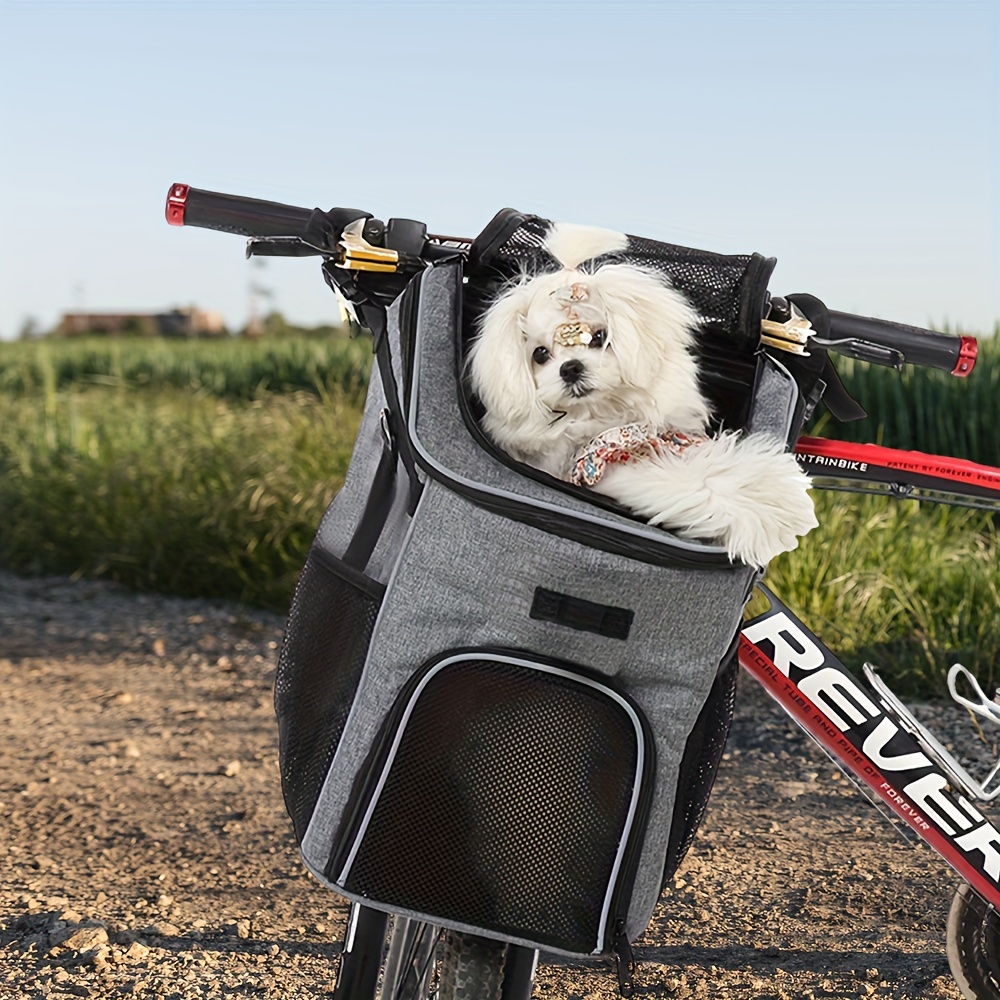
[740,437,1000,916]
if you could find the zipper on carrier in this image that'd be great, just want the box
[612,919,637,998]
[411,448,734,572]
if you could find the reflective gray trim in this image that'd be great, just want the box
[334,651,646,955]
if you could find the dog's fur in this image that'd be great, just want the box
[467,223,818,566]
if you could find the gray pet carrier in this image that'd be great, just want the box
[273,211,807,959]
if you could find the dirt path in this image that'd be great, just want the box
[0,571,977,999]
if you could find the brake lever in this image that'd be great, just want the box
[245,237,324,258]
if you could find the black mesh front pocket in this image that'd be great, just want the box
[274,547,384,842]
[329,652,653,955]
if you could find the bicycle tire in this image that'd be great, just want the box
[335,905,530,1000]
[946,882,1000,999]
[437,929,507,1000]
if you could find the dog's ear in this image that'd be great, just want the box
[592,264,702,380]
[466,284,539,426]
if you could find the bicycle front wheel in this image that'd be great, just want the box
[437,929,508,1000]
[946,881,1000,999]
[334,904,536,1000]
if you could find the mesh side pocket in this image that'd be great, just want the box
[661,642,739,888]
[335,653,651,955]
[274,547,383,842]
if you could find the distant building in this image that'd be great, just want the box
[59,307,226,338]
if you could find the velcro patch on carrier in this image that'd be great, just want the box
[530,587,634,640]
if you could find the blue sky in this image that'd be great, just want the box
[1,0,997,338]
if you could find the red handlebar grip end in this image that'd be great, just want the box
[952,335,978,377]
[165,182,189,226]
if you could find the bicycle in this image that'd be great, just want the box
[166,182,1000,999]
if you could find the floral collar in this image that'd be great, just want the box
[570,423,707,487]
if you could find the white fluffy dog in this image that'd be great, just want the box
[467,223,818,566]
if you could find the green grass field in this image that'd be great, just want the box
[765,493,1000,693]
[0,334,372,402]
[0,337,366,609]
[1,332,997,694]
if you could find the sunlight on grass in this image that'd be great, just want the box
[0,334,372,402]
[0,384,361,609]
[766,491,1000,695]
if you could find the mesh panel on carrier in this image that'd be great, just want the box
[337,656,646,954]
[275,549,383,841]
[472,212,771,342]
[464,212,775,430]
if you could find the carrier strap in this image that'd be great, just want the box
[337,303,423,577]
[342,413,398,572]
[361,303,423,513]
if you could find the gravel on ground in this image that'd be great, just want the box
[2,570,993,999]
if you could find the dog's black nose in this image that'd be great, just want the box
[560,359,585,384]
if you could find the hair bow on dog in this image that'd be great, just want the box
[554,321,597,347]
[551,282,606,346]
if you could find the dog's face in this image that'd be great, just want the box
[516,278,629,415]
[468,263,711,464]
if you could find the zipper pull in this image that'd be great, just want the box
[378,408,396,456]
[612,919,637,998]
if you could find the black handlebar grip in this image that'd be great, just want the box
[165,182,314,239]
[828,310,978,377]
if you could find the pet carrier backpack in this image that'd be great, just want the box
[273,208,813,961]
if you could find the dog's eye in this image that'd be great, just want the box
[532,346,550,365]
[588,329,607,349]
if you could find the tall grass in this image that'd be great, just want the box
[0,335,372,403]
[2,331,1000,692]
[0,383,361,609]
[765,492,1000,695]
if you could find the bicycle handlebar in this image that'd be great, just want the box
[827,310,977,377]
[166,183,317,239]
[164,182,979,377]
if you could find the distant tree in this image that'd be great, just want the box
[17,316,43,341]
[239,316,351,338]
[262,311,290,337]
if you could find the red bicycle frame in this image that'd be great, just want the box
[739,438,1000,914]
